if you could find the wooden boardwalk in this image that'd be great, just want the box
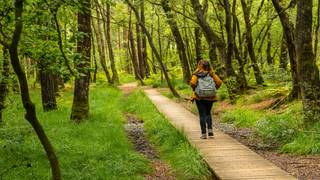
[143,88,296,180]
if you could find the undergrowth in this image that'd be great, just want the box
[123,90,211,180]
[0,85,150,179]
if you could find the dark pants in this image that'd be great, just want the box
[196,100,213,134]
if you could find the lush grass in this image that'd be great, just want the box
[123,90,211,180]
[0,85,150,179]
[222,108,265,127]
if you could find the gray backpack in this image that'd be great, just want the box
[195,74,216,98]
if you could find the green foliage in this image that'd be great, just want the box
[0,86,150,179]
[216,84,228,101]
[222,108,263,127]
[123,90,211,179]
[281,123,320,154]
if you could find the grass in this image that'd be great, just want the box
[1,85,150,179]
[123,90,211,180]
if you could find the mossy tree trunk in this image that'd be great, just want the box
[295,0,320,125]
[71,0,91,122]
[279,33,288,70]
[271,0,301,99]
[0,47,9,122]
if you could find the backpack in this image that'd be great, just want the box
[195,73,216,98]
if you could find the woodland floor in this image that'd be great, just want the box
[125,113,175,180]
[176,98,320,180]
[120,83,175,179]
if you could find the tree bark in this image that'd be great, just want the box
[279,33,288,70]
[266,32,273,65]
[105,4,119,83]
[135,4,144,79]
[92,6,112,84]
[92,35,98,83]
[271,0,300,99]
[71,0,91,122]
[126,0,180,98]
[190,0,225,75]
[161,0,191,83]
[194,27,202,63]
[140,0,150,77]
[128,10,141,81]
[295,0,320,124]
[0,47,9,122]
[240,0,264,85]
[39,60,57,112]
[232,0,247,91]
[4,0,61,179]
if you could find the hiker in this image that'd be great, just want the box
[190,60,222,139]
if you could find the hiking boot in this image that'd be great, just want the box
[208,129,214,138]
[200,134,207,139]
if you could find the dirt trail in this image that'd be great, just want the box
[119,83,175,179]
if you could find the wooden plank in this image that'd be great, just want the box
[143,88,296,180]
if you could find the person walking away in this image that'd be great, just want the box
[190,60,222,139]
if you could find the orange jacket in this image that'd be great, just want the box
[190,71,223,101]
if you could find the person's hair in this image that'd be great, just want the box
[193,60,212,74]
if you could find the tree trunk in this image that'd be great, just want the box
[161,0,191,83]
[141,0,150,77]
[106,4,119,84]
[128,10,141,81]
[92,35,98,83]
[295,0,320,124]
[126,0,180,98]
[0,47,9,122]
[279,33,288,70]
[190,0,224,75]
[93,6,112,84]
[39,61,57,112]
[136,5,144,79]
[232,0,247,91]
[195,27,202,63]
[266,32,273,65]
[271,0,301,99]
[240,0,264,85]
[5,0,61,179]
[71,0,91,122]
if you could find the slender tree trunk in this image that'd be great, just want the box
[39,61,57,111]
[71,0,91,122]
[126,0,180,98]
[135,3,144,79]
[141,0,150,77]
[5,0,61,179]
[232,0,247,90]
[271,0,301,99]
[92,35,98,83]
[314,0,320,58]
[240,0,264,85]
[266,32,273,65]
[93,6,112,84]
[190,0,224,75]
[295,0,320,124]
[279,33,288,70]
[106,4,119,83]
[128,10,142,81]
[0,47,9,122]
[161,0,191,83]
[195,27,202,63]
